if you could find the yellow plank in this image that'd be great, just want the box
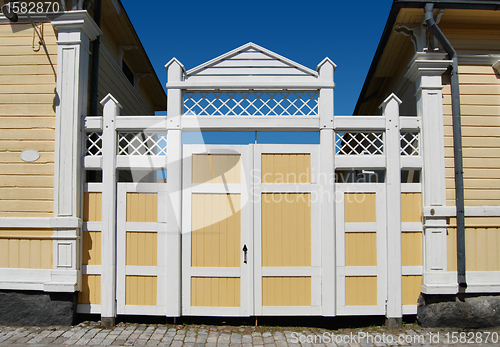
[84,192,102,222]
[345,233,377,266]
[0,230,52,269]
[82,231,101,266]
[126,232,157,266]
[125,276,157,306]
[345,277,377,306]
[344,193,376,223]
[126,193,157,222]
[402,232,422,266]
[192,154,241,184]
[402,275,422,306]
[261,154,311,183]
[78,275,101,304]
[191,194,241,268]
[262,277,311,306]
[191,277,240,307]
[401,193,421,223]
[262,193,311,267]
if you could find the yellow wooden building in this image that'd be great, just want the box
[0,0,166,325]
[356,0,500,327]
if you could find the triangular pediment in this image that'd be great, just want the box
[186,42,318,78]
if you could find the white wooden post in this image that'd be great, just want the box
[165,58,184,317]
[45,12,101,293]
[100,94,121,326]
[318,58,336,316]
[406,52,455,294]
[380,93,403,329]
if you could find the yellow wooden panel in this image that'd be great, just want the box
[262,193,311,267]
[78,275,101,304]
[83,192,102,222]
[345,233,377,266]
[402,275,422,306]
[262,277,311,306]
[126,193,157,223]
[402,232,422,266]
[344,193,376,223]
[345,277,377,306]
[192,154,241,184]
[0,23,57,219]
[126,232,157,266]
[401,193,421,223]
[191,277,240,307]
[125,276,157,306]
[82,231,101,266]
[191,194,241,268]
[0,229,52,269]
[261,154,311,183]
[448,225,500,272]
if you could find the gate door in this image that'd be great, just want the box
[254,144,321,316]
[335,183,387,315]
[182,145,253,316]
[116,182,167,316]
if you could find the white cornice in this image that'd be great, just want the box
[51,10,101,41]
[405,52,451,82]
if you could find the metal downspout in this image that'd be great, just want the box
[424,3,467,288]
[89,0,102,115]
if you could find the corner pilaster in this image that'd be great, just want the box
[405,52,457,294]
[45,12,101,292]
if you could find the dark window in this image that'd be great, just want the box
[122,59,134,85]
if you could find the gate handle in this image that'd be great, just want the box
[242,244,248,264]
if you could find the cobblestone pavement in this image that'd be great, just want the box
[1,321,500,346]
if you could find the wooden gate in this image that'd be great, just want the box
[182,144,320,316]
[116,182,167,316]
[182,145,253,316]
[335,183,387,315]
[254,145,321,315]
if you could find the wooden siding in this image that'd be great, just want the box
[84,192,102,222]
[82,231,101,266]
[262,277,311,306]
[401,193,421,223]
[262,193,311,267]
[126,232,157,267]
[192,154,241,184]
[0,229,53,269]
[345,277,377,306]
[402,275,422,306]
[0,23,57,218]
[126,193,158,223]
[261,154,311,183]
[448,217,500,272]
[443,65,500,206]
[344,193,376,223]
[402,232,422,266]
[191,194,241,268]
[78,275,101,304]
[191,277,240,307]
[345,233,377,267]
[125,276,157,306]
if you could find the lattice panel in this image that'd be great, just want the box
[336,132,384,156]
[400,132,420,156]
[118,133,167,156]
[184,91,318,116]
[86,132,102,156]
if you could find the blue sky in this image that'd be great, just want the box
[120,0,395,143]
